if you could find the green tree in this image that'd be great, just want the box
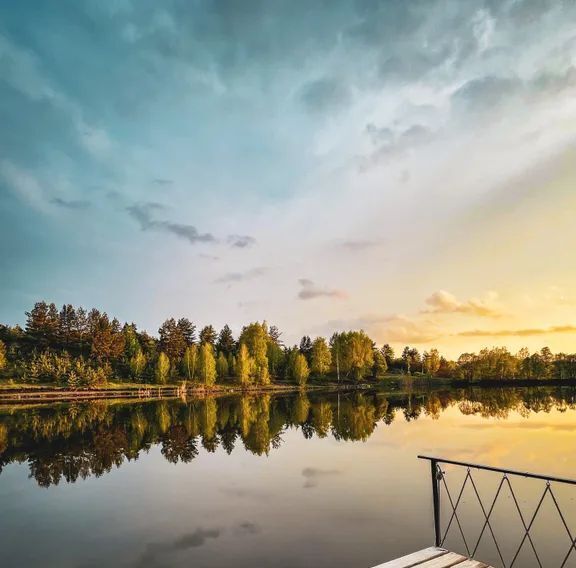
[91,314,125,364]
[268,325,283,344]
[197,343,217,387]
[177,318,196,345]
[25,301,59,347]
[423,348,441,376]
[330,331,374,380]
[158,318,186,364]
[155,352,170,384]
[236,343,253,386]
[267,330,285,378]
[381,344,394,366]
[129,349,147,380]
[216,325,235,355]
[181,345,198,381]
[227,353,236,376]
[299,335,313,361]
[239,322,270,385]
[293,352,310,386]
[123,323,140,359]
[372,350,388,378]
[216,351,229,379]
[540,347,554,378]
[199,325,217,346]
[311,337,331,377]
[58,304,77,347]
[403,346,412,374]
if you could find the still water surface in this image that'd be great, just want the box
[1,387,576,568]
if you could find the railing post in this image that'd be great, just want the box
[431,458,441,547]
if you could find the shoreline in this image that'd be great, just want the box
[1,376,576,404]
[0,380,374,404]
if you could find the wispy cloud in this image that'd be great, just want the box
[297,279,346,300]
[127,202,217,245]
[457,325,576,338]
[126,203,256,249]
[361,123,436,169]
[227,234,256,248]
[50,197,90,210]
[422,290,502,318]
[299,76,350,115]
[215,267,268,284]
[152,178,173,186]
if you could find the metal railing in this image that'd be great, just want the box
[418,455,576,568]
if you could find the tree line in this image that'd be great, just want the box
[0,301,575,388]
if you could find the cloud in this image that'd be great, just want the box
[136,528,221,567]
[451,76,523,114]
[152,178,174,186]
[297,279,346,300]
[422,290,502,318]
[215,267,268,284]
[314,313,442,344]
[302,467,341,488]
[531,65,576,96]
[362,124,436,168]
[50,197,90,210]
[126,204,254,249]
[127,202,217,245]
[227,234,256,248]
[299,77,350,114]
[376,315,443,344]
[365,124,394,145]
[457,325,576,338]
[0,160,45,208]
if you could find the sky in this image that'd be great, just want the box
[1,0,576,357]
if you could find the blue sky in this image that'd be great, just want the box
[2,0,576,355]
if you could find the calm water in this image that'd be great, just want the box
[1,387,576,568]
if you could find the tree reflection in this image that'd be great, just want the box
[1,386,575,486]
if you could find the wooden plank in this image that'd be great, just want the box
[416,552,468,567]
[372,547,449,568]
[454,560,489,568]
[372,547,494,568]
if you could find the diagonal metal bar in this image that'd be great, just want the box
[469,472,507,567]
[509,481,550,568]
[439,467,472,557]
[503,476,542,568]
[546,485,576,568]
[560,537,576,568]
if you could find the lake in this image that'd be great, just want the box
[1,386,576,568]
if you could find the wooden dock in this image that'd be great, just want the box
[372,547,493,568]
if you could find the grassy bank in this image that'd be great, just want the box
[2,373,574,404]
[0,378,373,404]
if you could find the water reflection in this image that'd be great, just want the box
[1,386,575,488]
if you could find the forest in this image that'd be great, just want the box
[1,301,576,389]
